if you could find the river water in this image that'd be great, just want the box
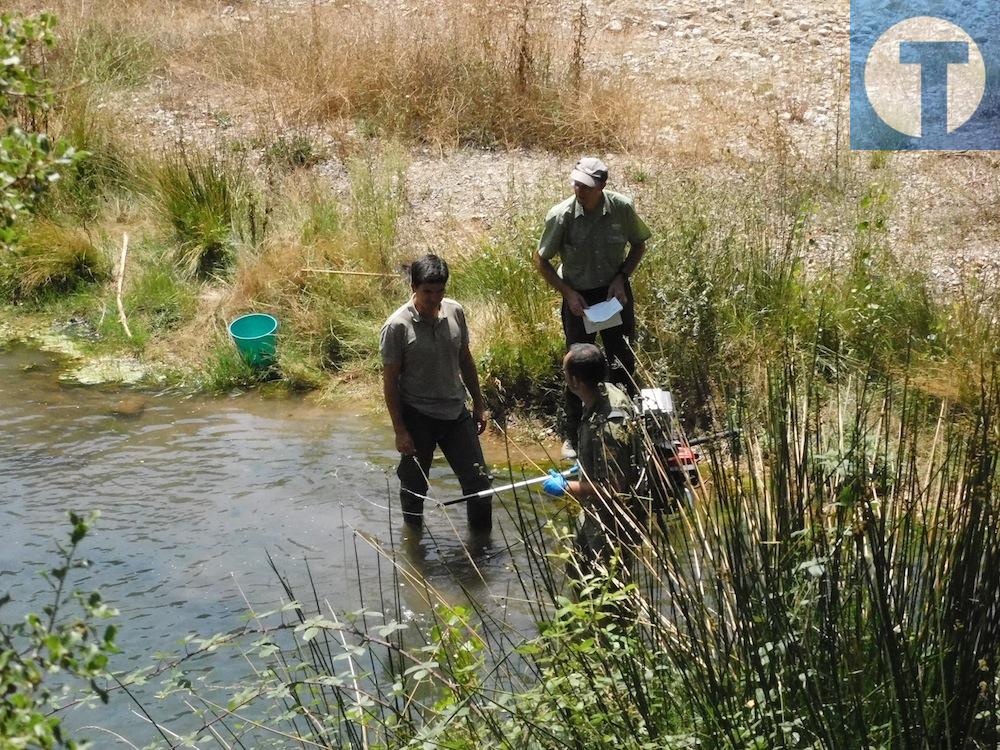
[0,342,558,746]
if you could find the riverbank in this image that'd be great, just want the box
[5,1,1000,426]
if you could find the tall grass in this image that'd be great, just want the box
[54,17,161,88]
[44,92,148,220]
[449,187,567,418]
[193,1,637,149]
[156,149,263,278]
[0,220,107,300]
[218,148,409,387]
[121,338,1000,748]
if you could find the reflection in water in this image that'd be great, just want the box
[397,523,496,609]
[0,342,559,744]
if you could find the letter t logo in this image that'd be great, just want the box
[899,41,969,136]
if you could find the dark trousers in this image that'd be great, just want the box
[397,405,492,531]
[561,282,636,444]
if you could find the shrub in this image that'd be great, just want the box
[1,12,80,249]
[1,513,118,750]
[262,133,326,172]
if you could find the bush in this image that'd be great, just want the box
[1,12,80,249]
[1,512,118,750]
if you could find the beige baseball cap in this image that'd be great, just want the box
[569,157,609,187]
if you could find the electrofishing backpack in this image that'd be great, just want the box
[635,388,701,514]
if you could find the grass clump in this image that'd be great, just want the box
[262,133,327,173]
[44,93,147,220]
[156,149,262,279]
[345,143,407,275]
[57,18,161,89]
[97,257,197,349]
[199,336,270,392]
[1,220,107,300]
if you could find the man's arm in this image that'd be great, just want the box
[382,363,415,455]
[607,240,646,304]
[533,251,587,317]
[620,241,647,278]
[459,344,488,435]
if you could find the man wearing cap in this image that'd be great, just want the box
[534,157,652,459]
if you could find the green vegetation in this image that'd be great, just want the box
[1,12,80,249]
[6,5,1000,749]
[1,513,117,749]
[57,18,160,89]
[1,220,107,300]
[105,342,1000,747]
[45,93,143,221]
[156,149,263,279]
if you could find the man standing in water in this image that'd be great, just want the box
[380,254,492,531]
[534,157,651,460]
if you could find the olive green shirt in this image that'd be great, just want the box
[537,190,652,290]
[379,297,470,420]
[572,382,640,566]
[577,382,637,493]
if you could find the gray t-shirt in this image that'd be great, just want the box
[379,297,470,420]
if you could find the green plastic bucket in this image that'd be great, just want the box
[228,313,278,368]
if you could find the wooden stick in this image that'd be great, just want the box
[302,267,397,278]
[115,233,133,339]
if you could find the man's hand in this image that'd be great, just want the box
[473,405,488,435]
[607,274,628,306]
[564,288,587,317]
[542,469,569,497]
[395,428,416,456]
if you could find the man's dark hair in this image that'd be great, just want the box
[410,254,449,286]
[565,343,607,388]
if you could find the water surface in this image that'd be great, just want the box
[0,342,559,745]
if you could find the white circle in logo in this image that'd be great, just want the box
[864,16,985,137]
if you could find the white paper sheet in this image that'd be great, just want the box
[582,298,624,333]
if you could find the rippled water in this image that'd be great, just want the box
[0,343,556,745]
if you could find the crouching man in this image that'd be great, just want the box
[543,343,646,577]
[380,254,492,532]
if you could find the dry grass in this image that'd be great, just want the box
[178,1,637,149]
[7,221,107,298]
[9,0,643,148]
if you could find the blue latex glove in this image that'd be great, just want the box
[542,469,569,497]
